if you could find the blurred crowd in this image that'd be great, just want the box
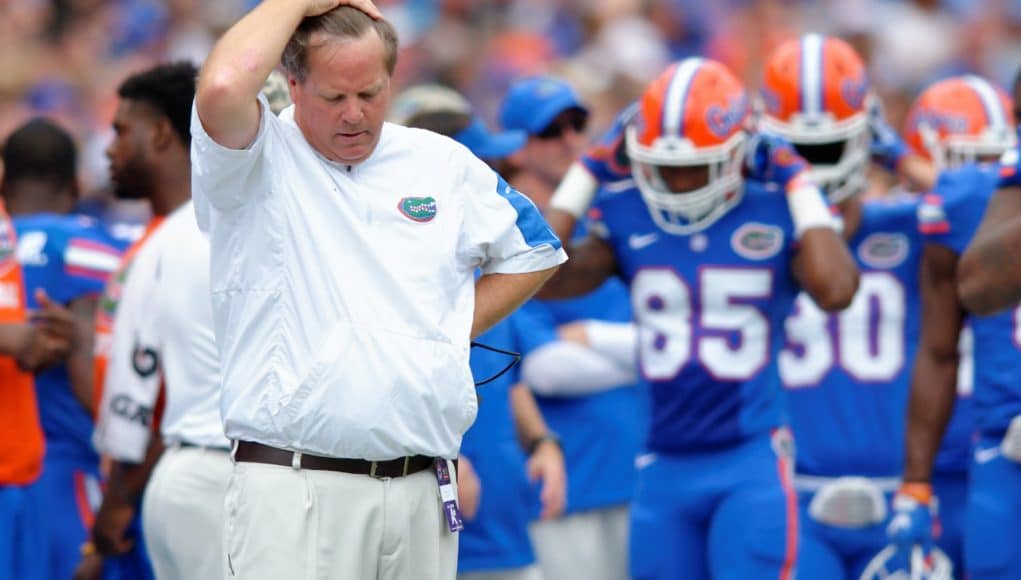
[1,0,1021,200]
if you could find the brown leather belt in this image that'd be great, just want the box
[234,441,438,478]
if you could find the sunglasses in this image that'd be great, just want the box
[535,112,588,140]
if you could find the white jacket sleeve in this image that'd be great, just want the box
[92,233,164,463]
[522,341,637,397]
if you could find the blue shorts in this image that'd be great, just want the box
[629,432,797,580]
[932,469,967,575]
[0,484,45,580]
[29,453,103,580]
[964,436,1021,580]
[795,484,891,580]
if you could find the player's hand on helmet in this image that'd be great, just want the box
[456,455,481,521]
[742,133,811,190]
[887,483,938,556]
[304,0,382,19]
[868,98,909,173]
[527,436,567,520]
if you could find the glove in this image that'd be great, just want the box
[742,132,811,190]
[868,98,909,172]
[887,483,939,556]
[885,483,944,577]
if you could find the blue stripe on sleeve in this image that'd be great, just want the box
[495,175,563,251]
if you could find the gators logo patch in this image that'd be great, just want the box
[398,197,437,223]
[731,222,784,260]
[858,233,909,269]
[706,94,749,138]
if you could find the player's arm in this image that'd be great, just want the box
[92,439,164,556]
[521,321,637,396]
[791,226,859,311]
[509,382,566,520]
[472,267,560,339]
[195,0,382,148]
[546,163,600,243]
[64,295,99,411]
[867,97,938,192]
[903,245,963,484]
[957,186,1021,315]
[746,134,859,310]
[536,234,617,300]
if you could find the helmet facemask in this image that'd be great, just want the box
[759,107,869,204]
[627,126,747,236]
[921,123,1018,170]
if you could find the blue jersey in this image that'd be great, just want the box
[780,197,924,477]
[458,316,537,573]
[591,181,800,451]
[513,275,647,513]
[922,164,1021,436]
[14,214,126,460]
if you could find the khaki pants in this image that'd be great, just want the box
[142,445,233,580]
[529,505,630,580]
[458,564,544,580]
[223,460,458,580]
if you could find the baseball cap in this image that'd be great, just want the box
[499,76,589,135]
[390,84,525,161]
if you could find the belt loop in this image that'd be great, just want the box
[291,451,302,470]
[230,440,239,464]
[370,462,378,478]
[402,456,410,477]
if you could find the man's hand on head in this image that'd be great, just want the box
[305,0,383,19]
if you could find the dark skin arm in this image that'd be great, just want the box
[67,295,99,412]
[791,228,860,311]
[545,208,579,252]
[957,186,1021,315]
[535,234,617,300]
[92,438,164,556]
[903,245,963,483]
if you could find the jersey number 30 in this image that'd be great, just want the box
[780,272,905,387]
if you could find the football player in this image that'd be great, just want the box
[896,75,1020,580]
[756,34,967,579]
[538,57,859,579]
[1,119,127,580]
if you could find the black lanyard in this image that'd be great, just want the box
[470,342,521,387]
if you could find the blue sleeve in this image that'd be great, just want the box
[920,170,989,255]
[510,300,560,356]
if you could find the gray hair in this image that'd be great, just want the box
[282,7,398,83]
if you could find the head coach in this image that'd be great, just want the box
[190,1,566,579]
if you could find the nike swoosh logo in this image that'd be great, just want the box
[975,446,1001,464]
[628,232,660,250]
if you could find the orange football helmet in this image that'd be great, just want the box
[626,57,750,235]
[904,75,1016,170]
[759,33,871,203]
